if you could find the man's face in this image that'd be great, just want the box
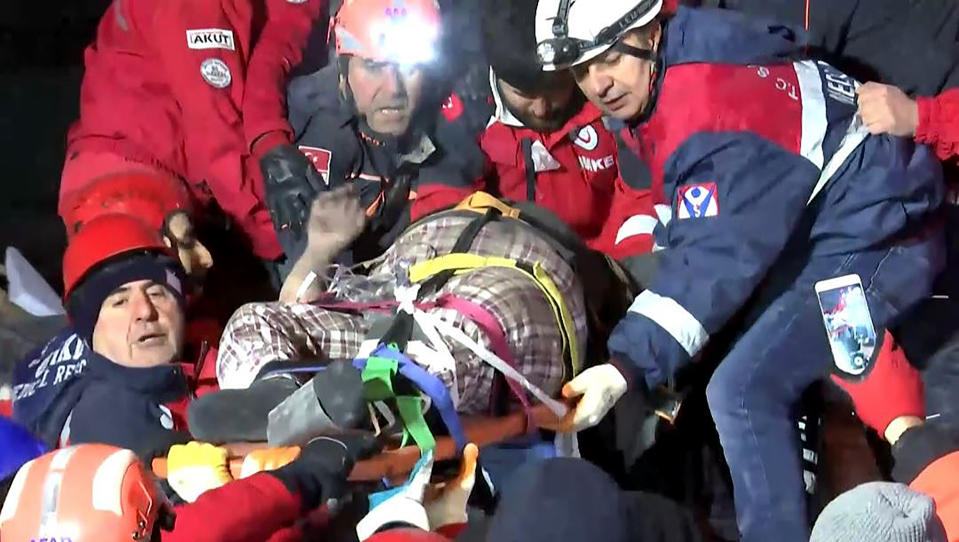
[346,56,425,136]
[497,74,577,132]
[573,30,660,121]
[92,279,184,368]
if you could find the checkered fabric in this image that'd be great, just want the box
[215,213,587,414]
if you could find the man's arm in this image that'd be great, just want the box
[279,186,367,302]
[608,132,819,388]
[857,83,959,163]
[243,0,325,154]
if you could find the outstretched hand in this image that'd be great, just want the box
[307,185,368,255]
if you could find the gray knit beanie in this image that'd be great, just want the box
[811,482,947,542]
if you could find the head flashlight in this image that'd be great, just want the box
[536,0,662,68]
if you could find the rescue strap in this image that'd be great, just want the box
[314,294,550,424]
[354,342,468,452]
[409,253,582,377]
[358,347,436,451]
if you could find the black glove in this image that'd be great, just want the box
[260,144,325,240]
[267,432,381,510]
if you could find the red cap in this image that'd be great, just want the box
[62,213,174,300]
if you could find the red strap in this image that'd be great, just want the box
[436,295,535,432]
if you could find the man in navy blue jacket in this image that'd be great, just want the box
[534,2,945,541]
[13,212,193,457]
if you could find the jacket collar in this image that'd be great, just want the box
[86,351,188,401]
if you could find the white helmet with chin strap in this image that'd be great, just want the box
[535,0,664,71]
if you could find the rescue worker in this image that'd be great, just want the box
[478,0,657,251]
[17,213,197,456]
[11,178,222,448]
[0,436,378,542]
[60,0,325,261]
[533,2,945,541]
[272,0,490,266]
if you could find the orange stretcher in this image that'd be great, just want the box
[151,404,562,482]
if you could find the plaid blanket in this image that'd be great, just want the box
[216,213,587,415]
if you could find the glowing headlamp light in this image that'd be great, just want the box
[371,16,439,68]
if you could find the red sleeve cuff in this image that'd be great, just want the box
[915,95,939,146]
[252,130,293,158]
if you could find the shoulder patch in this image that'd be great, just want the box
[187,29,235,51]
[298,146,332,185]
[676,183,719,219]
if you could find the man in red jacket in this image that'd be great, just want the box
[60,0,324,260]
[477,0,660,254]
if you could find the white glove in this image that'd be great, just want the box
[426,443,478,530]
[544,364,628,433]
[356,451,434,541]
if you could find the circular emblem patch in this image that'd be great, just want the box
[200,58,231,88]
[573,125,599,151]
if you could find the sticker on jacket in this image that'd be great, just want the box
[187,29,236,51]
[298,146,332,185]
[677,182,719,219]
[573,125,599,151]
[200,58,232,88]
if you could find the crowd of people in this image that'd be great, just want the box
[2,0,959,540]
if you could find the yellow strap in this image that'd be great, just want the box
[453,191,523,220]
[409,253,582,376]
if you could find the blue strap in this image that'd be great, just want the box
[354,344,468,452]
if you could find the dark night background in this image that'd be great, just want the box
[1,0,112,291]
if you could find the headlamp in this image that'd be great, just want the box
[536,38,585,68]
[371,15,439,68]
[536,0,662,68]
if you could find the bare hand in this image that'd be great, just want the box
[857,82,919,137]
[307,185,367,253]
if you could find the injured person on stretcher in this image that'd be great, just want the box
[187,187,636,447]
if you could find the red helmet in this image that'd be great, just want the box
[366,528,451,542]
[62,213,175,300]
[0,444,173,542]
[334,0,442,66]
[61,171,192,238]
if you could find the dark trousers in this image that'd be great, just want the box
[706,236,942,542]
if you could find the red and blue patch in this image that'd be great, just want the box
[676,182,719,219]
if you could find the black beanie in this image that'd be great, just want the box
[66,251,187,345]
[480,0,559,93]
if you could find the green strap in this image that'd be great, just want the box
[396,395,436,451]
[361,355,436,452]
[362,356,398,401]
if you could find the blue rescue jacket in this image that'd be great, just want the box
[608,7,944,388]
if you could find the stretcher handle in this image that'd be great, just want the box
[152,404,561,482]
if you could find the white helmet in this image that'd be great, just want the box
[535,0,664,71]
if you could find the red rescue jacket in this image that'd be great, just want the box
[61,0,322,259]
[168,473,307,542]
[480,74,619,247]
